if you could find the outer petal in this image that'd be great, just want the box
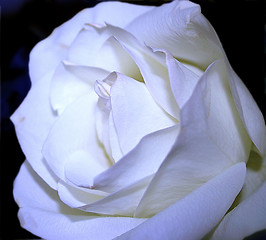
[227,62,265,154]
[210,128,266,239]
[117,163,246,240]
[126,0,224,70]
[67,25,142,81]
[211,182,266,240]
[14,161,146,240]
[42,93,110,187]
[29,1,153,83]
[232,128,266,208]
[135,60,251,217]
[10,71,58,189]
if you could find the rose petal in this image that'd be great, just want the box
[67,25,142,83]
[88,1,153,28]
[126,0,223,70]
[109,111,124,162]
[66,26,111,67]
[111,72,176,154]
[29,1,153,84]
[232,128,266,208]
[80,175,153,216]
[94,124,180,193]
[57,180,107,208]
[227,62,265,154]
[90,23,180,120]
[14,161,146,240]
[50,61,109,115]
[10,71,58,189]
[64,150,107,188]
[165,52,200,108]
[58,172,153,217]
[96,36,142,81]
[210,128,266,239]
[117,38,180,120]
[94,72,122,163]
[117,163,246,240]
[135,60,251,217]
[42,93,110,187]
[211,182,266,240]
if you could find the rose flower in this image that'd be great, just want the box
[12,1,266,239]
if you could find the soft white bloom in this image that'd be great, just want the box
[12,1,266,239]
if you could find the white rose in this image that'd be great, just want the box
[12,1,266,239]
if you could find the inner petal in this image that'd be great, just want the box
[110,72,177,155]
[65,150,107,188]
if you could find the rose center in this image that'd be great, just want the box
[95,80,111,99]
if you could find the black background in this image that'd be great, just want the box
[1,0,265,239]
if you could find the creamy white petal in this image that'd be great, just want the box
[58,172,153,217]
[210,128,266,239]
[126,0,223,70]
[211,182,266,240]
[227,62,265,154]
[29,1,153,84]
[89,23,180,120]
[111,72,176,154]
[109,111,124,162]
[165,52,200,108]
[80,175,153,217]
[58,180,107,208]
[118,40,180,120]
[135,60,251,217]
[67,25,142,82]
[14,161,146,240]
[94,72,118,163]
[50,61,109,115]
[85,1,153,29]
[94,125,180,193]
[232,129,266,208]
[117,163,246,240]
[66,26,111,67]
[64,150,107,188]
[42,93,110,186]
[11,71,58,189]
[95,36,142,81]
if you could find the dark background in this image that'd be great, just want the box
[1,0,265,239]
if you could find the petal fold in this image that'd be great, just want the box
[42,93,110,187]
[135,60,251,217]
[211,182,266,240]
[117,163,246,240]
[80,175,153,217]
[227,62,265,154]
[111,72,176,154]
[126,0,223,69]
[14,161,146,240]
[94,125,180,193]
[92,23,180,120]
[29,1,152,83]
[210,128,266,239]
[166,52,200,108]
[50,61,109,114]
